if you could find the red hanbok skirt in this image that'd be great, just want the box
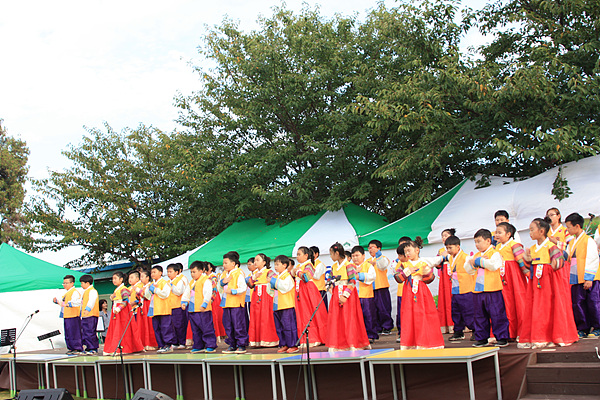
[139,300,158,349]
[501,260,528,339]
[401,280,445,349]
[326,285,369,351]
[296,280,328,346]
[436,265,453,330]
[249,285,279,347]
[212,292,226,338]
[103,304,144,355]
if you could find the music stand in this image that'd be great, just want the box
[1,328,16,348]
[37,330,61,349]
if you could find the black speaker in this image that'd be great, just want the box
[132,388,174,400]
[17,388,73,400]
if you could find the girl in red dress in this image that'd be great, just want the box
[103,271,144,355]
[207,262,227,341]
[436,228,455,334]
[248,253,279,347]
[326,243,370,351]
[292,246,328,347]
[396,238,445,350]
[519,218,578,348]
[133,269,158,350]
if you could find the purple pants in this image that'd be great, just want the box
[451,292,475,334]
[373,288,394,332]
[81,316,99,351]
[396,296,402,335]
[64,317,83,351]
[473,291,510,341]
[274,308,298,348]
[189,312,217,350]
[171,307,188,346]
[571,281,600,332]
[152,315,176,348]
[319,290,329,311]
[223,307,249,348]
[360,297,378,340]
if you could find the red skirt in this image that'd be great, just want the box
[296,280,328,346]
[501,260,528,339]
[249,285,279,347]
[550,267,578,346]
[103,304,144,355]
[436,266,453,330]
[326,286,369,351]
[139,301,158,349]
[212,292,226,338]
[401,280,445,349]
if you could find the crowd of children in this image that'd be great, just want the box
[55,209,600,354]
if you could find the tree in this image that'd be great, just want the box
[0,120,30,245]
[26,124,203,267]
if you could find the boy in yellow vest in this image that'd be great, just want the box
[367,240,393,335]
[271,255,299,353]
[146,265,177,353]
[219,251,249,354]
[445,236,476,342]
[565,213,600,338]
[167,263,190,349]
[352,246,378,343]
[188,261,217,353]
[79,275,99,355]
[53,275,83,354]
[465,229,510,347]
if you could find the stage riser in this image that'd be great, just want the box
[527,363,600,384]
[527,382,600,396]
[535,351,599,363]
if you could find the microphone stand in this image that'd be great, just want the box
[112,305,138,400]
[295,279,335,400]
[11,311,37,399]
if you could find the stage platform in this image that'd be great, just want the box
[1,333,598,400]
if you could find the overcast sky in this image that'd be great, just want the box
[1,0,488,265]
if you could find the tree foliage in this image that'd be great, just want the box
[0,121,30,245]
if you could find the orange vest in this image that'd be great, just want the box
[568,233,600,283]
[81,286,99,317]
[368,256,390,289]
[168,274,186,309]
[332,259,349,280]
[449,250,475,294]
[275,271,295,310]
[150,278,171,316]
[190,275,212,312]
[473,247,502,292]
[221,268,246,308]
[355,261,374,298]
[62,287,80,319]
[312,259,326,291]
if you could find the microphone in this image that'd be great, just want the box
[326,275,342,288]
[30,310,40,317]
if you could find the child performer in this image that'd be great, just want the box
[494,222,529,340]
[392,238,412,343]
[103,272,143,355]
[444,236,476,341]
[310,246,328,311]
[395,238,444,349]
[367,240,393,336]
[207,262,227,340]
[492,210,521,245]
[188,261,217,353]
[146,265,176,353]
[167,263,190,350]
[352,246,378,342]
[79,274,99,355]
[437,229,455,334]
[53,275,83,354]
[465,229,510,347]
[294,246,329,346]
[327,243,370,351]
[219,251,249,354]
[520,218,578,348]
[133,269,158,351]
[247,254,279,348]
[565,213,600,338]
[245,257,256,325]
[271,255,299,353]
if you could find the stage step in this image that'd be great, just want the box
[536,350,599,364]
[525,361,600,397]
[520,395,600,400]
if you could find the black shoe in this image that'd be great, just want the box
[472,339,488,347]
[449,333,465,342]
[496,339,509,347]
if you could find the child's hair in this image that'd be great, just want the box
[274,255,290,266]
[494,210,509,219]
[442,228,456,236]
[128,270,140,280]
[398,236,412,245]
[330,242,345,257]
[289,259,295,267]
[99,299,107,311]
[247,257,255,264]
[412,236,424,248]
[532,218,550,237]
[445,235,461,246]
[368,240,382,249]
[80,274,93,284]
[167,263,182,273]
[546,207,561,222]
[256,253,271,268]
[474,229,493,241]
[64,275,75,283]
[496,222,516,239]
[223,251,241,266]
[140,269,150,278]
[152,265,163,274]
[565,212,584,228]
[298,246,315,264]
[345,250,352,259]
[397,242,411,256]
[310,246,320,257]
[113,271,125,280]
[189,260,203,270]
[351,245,365,255]
[206,262,215,272]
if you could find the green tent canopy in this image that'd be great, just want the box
[358,180,467,250]
[188,204,388,266]
[0,243,85,293]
